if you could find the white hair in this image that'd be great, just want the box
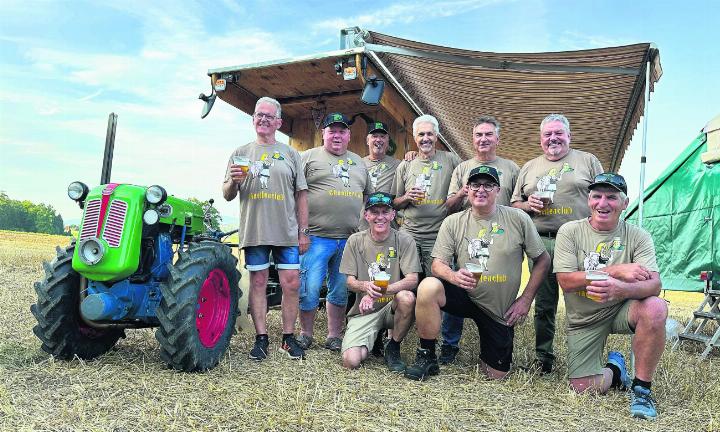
[255,96,281,117]
[413,114,439,136]
[540,113,570,134]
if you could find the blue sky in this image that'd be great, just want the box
[1,0,718,225]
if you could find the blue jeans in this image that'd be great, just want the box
[299,235,348,311]
[442,312,464,347]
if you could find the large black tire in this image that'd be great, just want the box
[30,243,124,360]
[155,241,240,372]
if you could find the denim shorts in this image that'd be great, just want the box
[299,235,348,311]
[244,245,300,271]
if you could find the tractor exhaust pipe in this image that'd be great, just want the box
[100,113,118,185]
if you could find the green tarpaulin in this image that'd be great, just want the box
[625,131,719,292]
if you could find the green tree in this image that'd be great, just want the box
[187,197,222,230]
[0,192,64,234]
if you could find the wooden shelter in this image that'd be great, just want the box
[206,27,661,169]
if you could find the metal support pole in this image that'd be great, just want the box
[638,61,651,228]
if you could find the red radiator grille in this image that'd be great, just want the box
[102,200,127,247]
[79,199,101,241]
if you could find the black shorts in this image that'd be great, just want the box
[440,280,514,372]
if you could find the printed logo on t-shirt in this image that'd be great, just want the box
[467,223,505,272]
[249,151,286,190]
[331,158,357,187]
[535,163,574,203]
[582,237,625,270]
[368,162,388,190]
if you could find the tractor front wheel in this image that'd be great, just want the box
[30,243,124,360]
[155,241,240,372]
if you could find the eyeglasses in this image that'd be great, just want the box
[367,194,392,206]
[593,173,624,184]
[468,183,497,192]
[253,112,277,121]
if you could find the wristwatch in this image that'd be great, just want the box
[300,227,310,236]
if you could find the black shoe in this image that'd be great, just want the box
[404,348,440,381]
[249,335,269,361]
[371,332,385,357]
[279,335,306,360]
[438,344,459,365]
[519,359,553,375]
[384,341,406,373]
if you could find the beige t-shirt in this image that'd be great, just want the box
[302,147,372,238]
[511,149,603,233]
[393,150,462,239]
[448,156,520,207]
[340,229,421,317]
[554,218,659,331]
[432,206,546,324]
[363,155,401,194]
[224,141,307,248]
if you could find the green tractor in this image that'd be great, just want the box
[31,114,241,372]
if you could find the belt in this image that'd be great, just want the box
[538,231,557,238]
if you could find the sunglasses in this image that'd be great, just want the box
[368,194,392,205]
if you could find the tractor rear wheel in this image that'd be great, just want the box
[155,241,240,372]
[30,243,124,360]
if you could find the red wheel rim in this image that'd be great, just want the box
[196,268,231,348]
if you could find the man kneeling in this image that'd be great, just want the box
[554,173,666,420]
[340,192,421,371]
[404,166,550,381]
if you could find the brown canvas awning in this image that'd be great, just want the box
[362,30,661,170]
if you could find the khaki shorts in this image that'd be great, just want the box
[341,302,395,353]
[567,300,634,379]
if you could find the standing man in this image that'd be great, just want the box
[404,166,550,381]
[363,121,400,194]
[223,96,308,361]
[511,114,603,374]
[340,192,421,371]
[440,115,520,364]
[393,114,462,279]
[297,113,372,352]
[554,173,666,420]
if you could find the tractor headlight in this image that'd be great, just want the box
[67,181,89,201]
[143,209,159,225]
[146,185,167,205]
[78,237,105,265]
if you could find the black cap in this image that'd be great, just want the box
[367,121,389,134]
[322,112,350,128]
[588,172,627,194]
[364,192,395,210]
[467,165,500,185]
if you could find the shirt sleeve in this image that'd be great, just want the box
[398,233,422,275]
[511,165,528,203]
[447,164,463,197]
[431,218,456,263]
[553,222,580,273]
[339,234,360,277]
[393,161,408,197]
[632,228,659,272]
[521,211,546,259]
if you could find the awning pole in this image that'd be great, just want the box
[638,60,651,228]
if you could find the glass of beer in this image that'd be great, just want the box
[373,271,391,295]
[584,270,608,302]
[534,190,552,208]
[465,262,484,283]
[232,155,251,173]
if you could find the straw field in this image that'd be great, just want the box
[0,230,718,431]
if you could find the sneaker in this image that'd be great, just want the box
[383,341,406,372]
[438,344,459,365]
[295,334,314,350]
[249,335,269,361]
[323,337,342,352]
[279,335,306,360]
[519,358,552,375]
[404,348,440,381]
[371,332,386,357]
[607,351,631,390]
[630,385,657,420]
